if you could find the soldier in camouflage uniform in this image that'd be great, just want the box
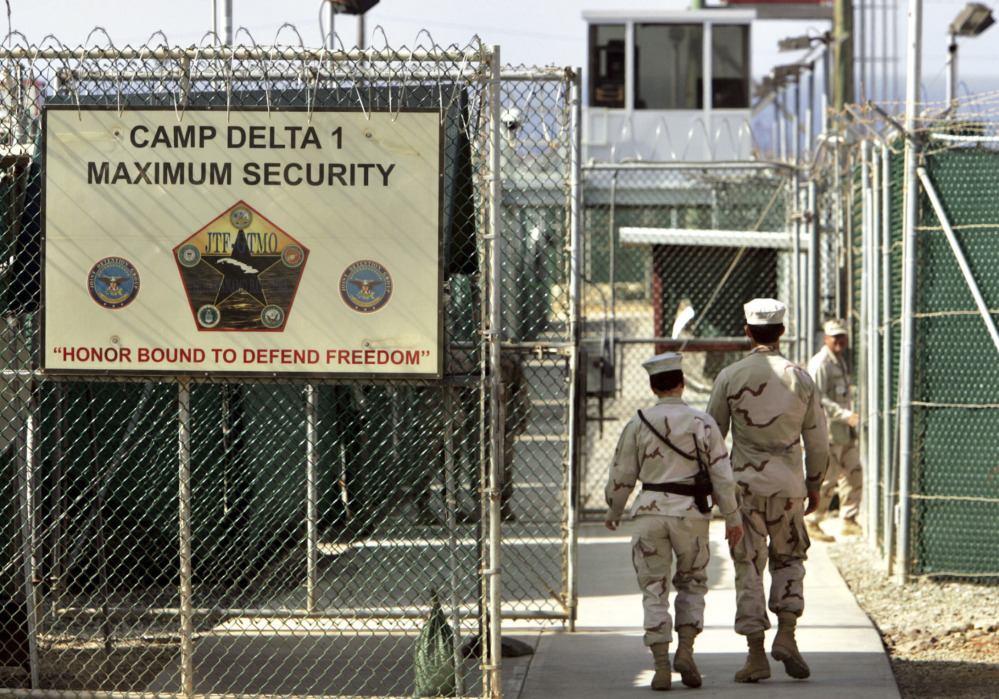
[806,318,863,542]
[706,299,829,683]
[605,352,744,691]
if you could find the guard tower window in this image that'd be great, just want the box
[712,24,750,108]
[635,24,703,110]
[589,24,625,108]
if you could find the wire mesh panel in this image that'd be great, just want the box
[489,69,577,622]
[577,163,797,513]
[0,40,584,699]
[849,99,999,580]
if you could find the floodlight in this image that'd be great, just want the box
[778,36,813,52]
[950,3,995,37]
[329,0,380,15]
[772,63,804,83]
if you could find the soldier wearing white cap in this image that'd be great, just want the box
[605,352,743,691]
[806,318,863,541]
[706,299,829,683]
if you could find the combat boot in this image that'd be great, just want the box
[650,642,671,691]
[772,611,810,679]
[673,625,701,688]
[806,519,836,543]
[734,631,770,682]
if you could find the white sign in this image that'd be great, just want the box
[43,107,443,377]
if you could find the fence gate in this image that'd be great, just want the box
[577,162,807,512]
[0,39,578,699]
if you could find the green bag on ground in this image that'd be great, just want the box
[413,595,456,697]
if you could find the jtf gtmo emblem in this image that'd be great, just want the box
[174,201,309,331]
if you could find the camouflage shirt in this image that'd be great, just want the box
[706,346,829,497]
[605,395,741,526]
[808,345,856,445]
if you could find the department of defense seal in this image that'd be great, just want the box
[339,260,393,313]
[88,257,140,309]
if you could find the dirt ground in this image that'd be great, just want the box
[829,541,999,698]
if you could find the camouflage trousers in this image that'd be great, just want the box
[731,495,809,636]
[811,441,863,522]
[631,515,710,646]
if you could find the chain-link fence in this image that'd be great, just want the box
[577,162,810,513]
[851,96,999,581]
[0,38,578,698]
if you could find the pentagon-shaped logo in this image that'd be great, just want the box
[174,202,309,331]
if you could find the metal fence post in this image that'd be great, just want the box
[306,385,318,613]
[566,68,583,633]
[487,43,504,698]
[178,378,194,697]
[896,0,923,584]
[881,143,895,566]
[867,146,882,547]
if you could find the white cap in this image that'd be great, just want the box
[744,298,787,326]
[642,352,683,376]
[823,318,849,336]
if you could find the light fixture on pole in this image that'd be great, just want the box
[947,3,995,104]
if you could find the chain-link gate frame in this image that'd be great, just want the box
[576,161,815,514]
[0,39,579,699]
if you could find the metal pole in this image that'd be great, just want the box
[487,44,504,697]
[178,379,194,697]
[807,180,819,361]
[443,387,464,695]
[15,319,39,688]
[857,0,866,102]
[609,170,618,357]
[868,145,882,546]
[566,69,583,633]
[946,31,957,105]
[223,0,232,46]
[792,175,802,364]
[792,80,800,168]
[805,65,814,163]
[896,0,922,585]
[778,89,788,163]
[881,143,895,564]
[859,143,871,519]
[305,385,319,613]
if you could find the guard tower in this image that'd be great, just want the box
[583,9,754,162]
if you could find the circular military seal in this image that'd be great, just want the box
[88,257,140,309]
[177,244,201,267]
[339,260,393,313]
[230,206,253,230]
[260,305,285,328]
[282,245,305,268]
[197,304,222,328]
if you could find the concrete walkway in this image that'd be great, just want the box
[503,519,899,698]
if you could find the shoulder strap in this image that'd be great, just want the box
[637,409,697,463]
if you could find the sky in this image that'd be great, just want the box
[4,0,997,104]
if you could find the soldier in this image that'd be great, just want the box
[806,318,863,542]
[706,299,829,683]
[605,352,743,691]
